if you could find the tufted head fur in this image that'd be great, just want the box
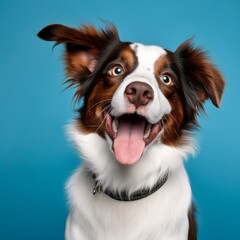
[38,23,225,165]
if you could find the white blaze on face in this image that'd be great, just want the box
[109,43,173,165]
[111,43,172,124]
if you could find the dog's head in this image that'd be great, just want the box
[38,24,225,165]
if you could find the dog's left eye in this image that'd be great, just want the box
[109,66,124,76]
[160,75,172,86]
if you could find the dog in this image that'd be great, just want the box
[38,23,225,240]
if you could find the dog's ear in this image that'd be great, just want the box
[38,24,119,97]
[175,40,225,110]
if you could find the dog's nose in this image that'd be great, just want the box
[124,81,154,108]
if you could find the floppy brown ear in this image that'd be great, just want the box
[175,40,225,108]
[38,23,119,97]
[38,24,98,72]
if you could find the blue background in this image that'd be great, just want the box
[0,0,239,239]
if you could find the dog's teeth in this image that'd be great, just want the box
[112,118,118,133]
[144,123,151,139]
[115,118,119,128]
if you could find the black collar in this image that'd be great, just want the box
[92,173,168,202]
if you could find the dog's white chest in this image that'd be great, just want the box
[65,165,191,240]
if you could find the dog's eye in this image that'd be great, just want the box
[160,75,172,86]
[109,66,124,76]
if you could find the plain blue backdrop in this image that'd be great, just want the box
[0,0,240,239]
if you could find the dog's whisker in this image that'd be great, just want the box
[95,107,112,133]
[86,99,112,115]
[168,113,180,129]
[95,104,111,118]
[84,125,100,127]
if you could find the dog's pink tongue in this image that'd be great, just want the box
[113,118,145,165]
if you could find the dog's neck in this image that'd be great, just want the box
[92,172,169,201]
[67,122,196,195]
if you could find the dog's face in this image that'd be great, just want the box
[38,24,225,165]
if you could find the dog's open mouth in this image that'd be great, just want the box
[105,113,163,165]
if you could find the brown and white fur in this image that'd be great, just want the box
[38,23,225,240]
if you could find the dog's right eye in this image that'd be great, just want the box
[108,65,124,76]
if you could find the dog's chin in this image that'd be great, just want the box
[104,112,163,165]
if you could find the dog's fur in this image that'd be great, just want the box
[38,23,225,240]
